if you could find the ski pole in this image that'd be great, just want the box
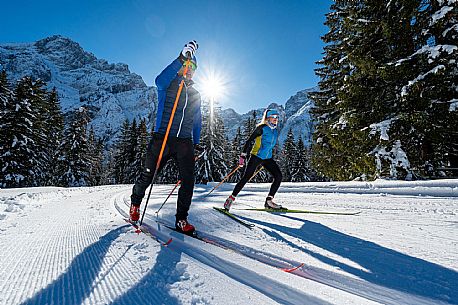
[155,179,182,215]
[139,60,191,226]
[249,166,264,182]
[154,150,205,215]
[205,165,241,197]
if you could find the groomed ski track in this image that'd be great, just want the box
[0,181,457,305]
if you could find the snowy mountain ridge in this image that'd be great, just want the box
[0,35,315,147]
[0,35,157,145]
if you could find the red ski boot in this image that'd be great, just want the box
[175,219,195,235]
[129,204,140,222]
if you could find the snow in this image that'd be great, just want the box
[450,99,458,111]
[431,6,453,24]
[419,45,457,61]
[443,24,458,37]
[369,119,394,141]
[0,36,156,148]
[401,65,446,97]
[394,45,457,67]
[371,141,411,179]
[1,181,457,304]
[332,115,348,130]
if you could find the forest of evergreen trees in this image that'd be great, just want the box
[0,70,314,188]
[310,0,457,180]
[111,101,317,186]
[1,1,456,188]
[0,71,105,188]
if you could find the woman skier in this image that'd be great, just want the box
[223,109,285,211]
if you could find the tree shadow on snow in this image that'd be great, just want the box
[243,215,458,304]
[110,226,184,305]
[21,226,129,305]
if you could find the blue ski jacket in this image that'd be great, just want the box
[242,124,278,160]
[154,58,202,144]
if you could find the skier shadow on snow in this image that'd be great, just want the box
[243,214,458,304]
[110,226,184,305]
[21,226,130,305]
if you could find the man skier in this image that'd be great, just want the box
[223,109,285,211]
[129,40,202,234]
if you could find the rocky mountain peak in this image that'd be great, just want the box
[1,35,316,149]
[34,35,98,70]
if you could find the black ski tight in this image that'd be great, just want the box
[232,155,282,197]
[131,133,195,220]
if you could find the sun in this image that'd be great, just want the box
[197,67,228,102]
[203,78,224,101]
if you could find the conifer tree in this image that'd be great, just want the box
[228,127,244,182]
[291,138,311,182]
[44,88,64,185]
[30,79,50,185]
[310,1,456,180]
[112,119,132,184]
[0,70,11,116]
[124,119,139,183]
[102,150,117,185]
[0,71,15,187]
[242,110,258,140]
[280,129,297,181]
[396,0,458,175]
[87,127,104,186]
[158,159,179,183]
[134,119,149,180]
[56,107,91,187]
[310,0,355,180]
[1,77,46,187]
[195,101,229,183]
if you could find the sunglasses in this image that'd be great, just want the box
[183,61,197,70]
[268,115,279,119]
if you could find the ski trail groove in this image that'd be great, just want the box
[114,192,328,305]
[117,189,446,305]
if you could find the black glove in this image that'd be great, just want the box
[179,40,198,62]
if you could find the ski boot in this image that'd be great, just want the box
[129,204,141,222]
[223,195,236,211]
[264,196,285,210]
[175,219,196,235]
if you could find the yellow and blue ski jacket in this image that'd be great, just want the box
[242,124,278,160]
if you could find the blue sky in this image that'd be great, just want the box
[0,0,331,113]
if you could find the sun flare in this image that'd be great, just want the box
[198,68,228,102]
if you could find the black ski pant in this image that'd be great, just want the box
[232,154,282,198]
[131,133,195,221]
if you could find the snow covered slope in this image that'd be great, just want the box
[0,35,157,145]
[1,180,457,304]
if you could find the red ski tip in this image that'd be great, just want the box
[135,229,142,234]
[281,263,304,273]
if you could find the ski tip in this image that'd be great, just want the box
[281,263,304,273]
[163,238,173,246]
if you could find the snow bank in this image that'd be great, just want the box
[277,179,458,197]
